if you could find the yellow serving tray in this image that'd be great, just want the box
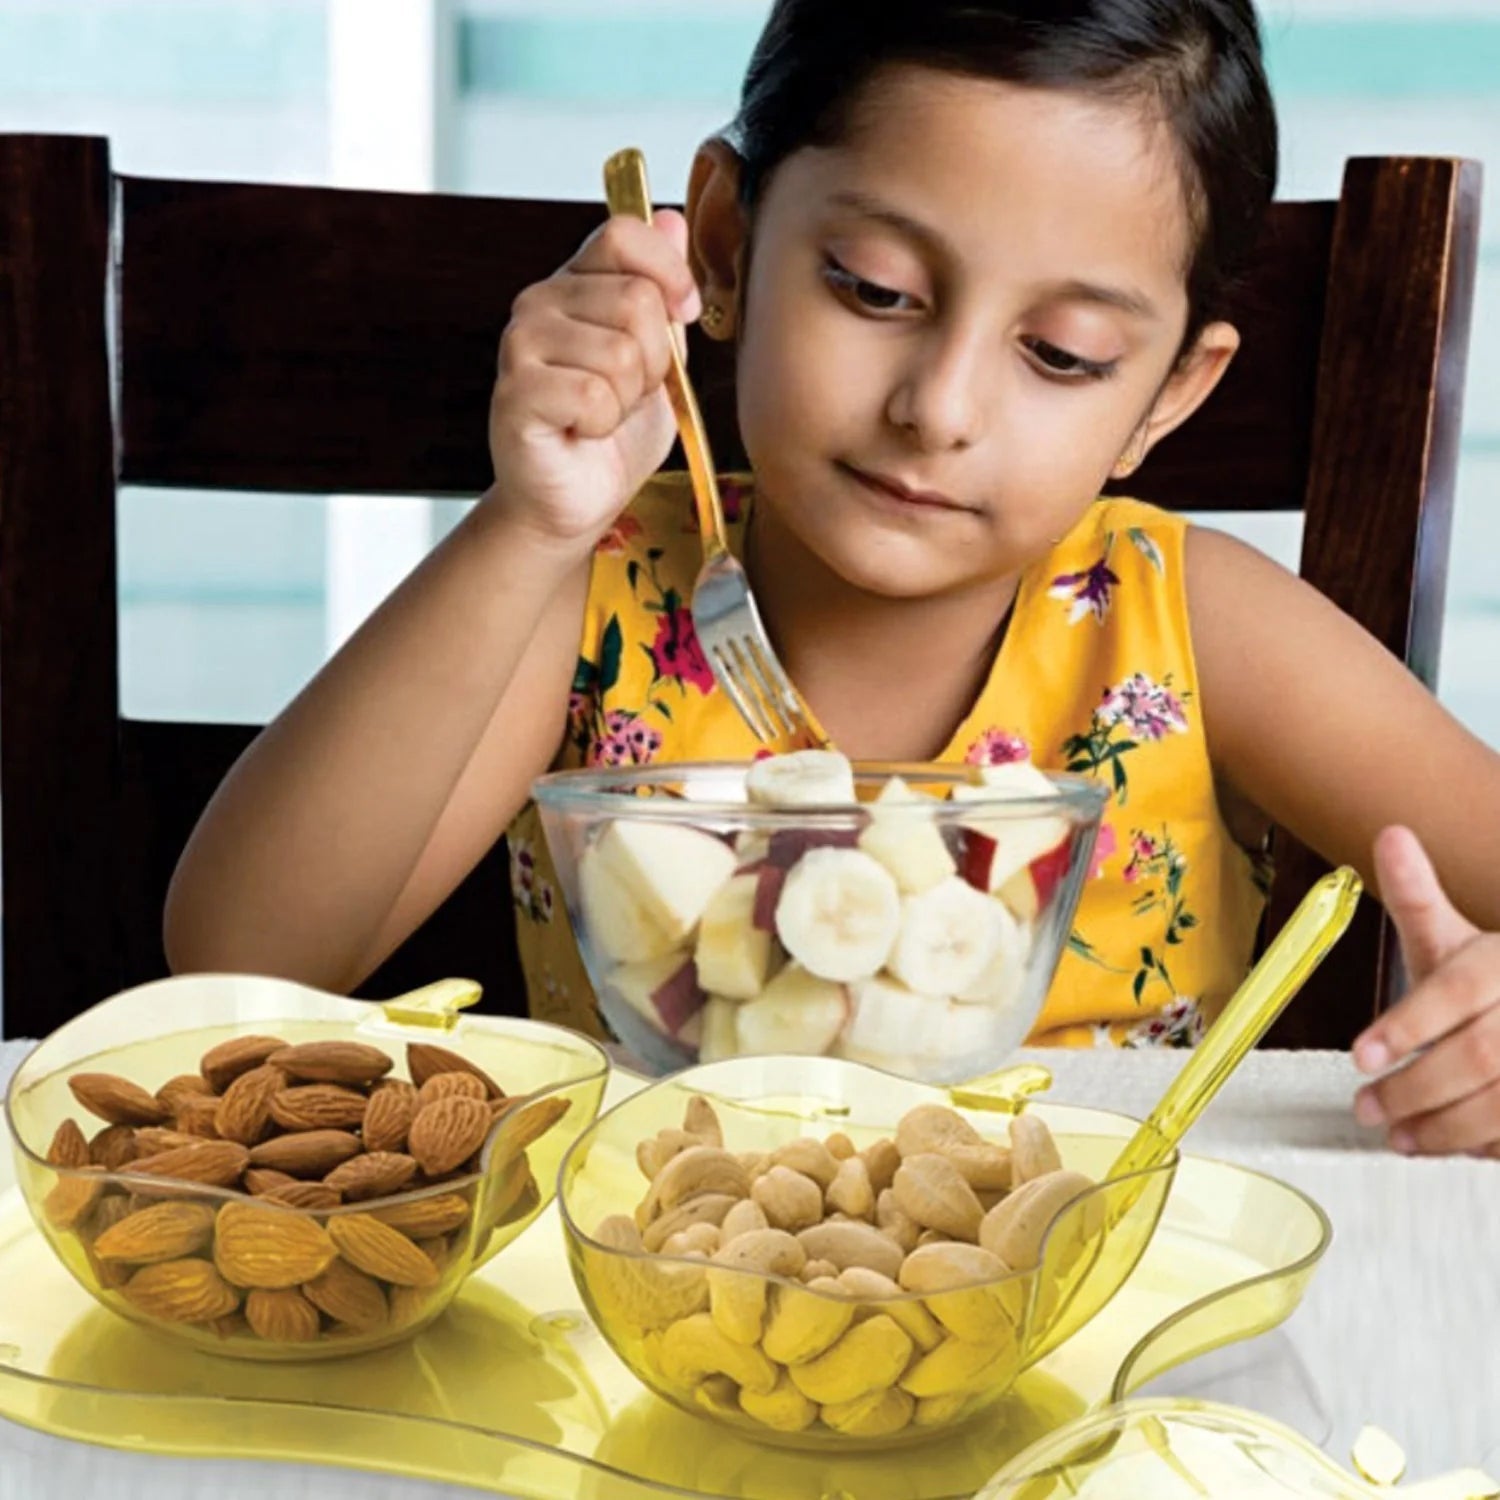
[0,1090,1329,1500]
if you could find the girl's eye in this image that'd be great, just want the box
[822,255,923,314]
[1023,336,1118,382]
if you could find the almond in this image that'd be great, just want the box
[361,1083,417,1154]
[388,1283,434,1327]
[46,1119,90,1168]
[491,1094,572,1163]
[200,1034,287,1093]
[263,1181,342,1211]
[408,1097,491,1178]
[173,1096,224,1138]
[247,1129,361,1178]
[372,1193,472,1238]
[94,1202,217,1264]
[324,1152,418,1202]
[86,1192,135,1240]
[122,1258,240,1323]
[214,1064,285,1145]
[245,1287,323,1343]
[406,1043,504,1100]
[415,1071,488,1110]
[303,1256,389,1330]
[44,1168,104,1229]
[244,1168,296,1196]
[129,1140,251,1189]
[416,1236,453,1275]
[268,1041,393,1087]
[68,1073,169,1127]
[134,1128,208,1156]
[328,1213,440,1287]
[269,1084,368,1133]
[214,1201,338,1288]
[156,1074,213,1113]
[89,1124,139,1170]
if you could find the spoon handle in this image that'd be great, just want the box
[1108,865,1364,1182]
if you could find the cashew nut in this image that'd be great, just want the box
[639,1146,750,1227]
[752,1165,824,1233]
[719,1198,769,1244]
[893,1152,984,1241]
[590,1215,708,1331]
[824,1131,857,1161]
[799,1257,839,1283]
[1009,1112,1063,1184]
[797,1219,904,1280]
[659,1311,779,1395]
[900,1331,1018,1399]
[875,1188,921,1254]
[895,1104,983,1158]
[636,1128,699,1182]
[708,1227,805,1345]
[641,1192,738,1253]
[826,1156,875,1220]
[682,1095,723,1147]
[836,1265,943,1351]
[978,1169,1095,1270]
[762,1281,856,1365]
[898,1241,1017,1344]
[822,1386,915,1438]
[660,1221,720,1258]
[860,1138,901,1193]
[771,1137,840,1190]
[787,1313,914,1405]
[739,1373,819,1433]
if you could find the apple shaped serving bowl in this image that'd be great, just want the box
[559,1056,1182,1452]
[533,756,1108,1082]
[4,973,608,1360]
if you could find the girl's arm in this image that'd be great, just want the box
[1188,526,1500,1156]
[1186,526,1500,931]
[164,211,701,992]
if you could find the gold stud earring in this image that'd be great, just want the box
[700,303,727,334]
[1113,435,1147,480]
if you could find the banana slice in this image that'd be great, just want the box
[839,975,948,1061]
[858,777,957,895]
[746,749,857,808]
[735,964,849,1055]
[592,819,738,943]
[954,897,1032,1007]
[887,877,1003,995]
[695,874,774,1000]
[775,847,902,983]
[579,841,679,964]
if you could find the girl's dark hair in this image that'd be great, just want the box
[730,0,1279,348]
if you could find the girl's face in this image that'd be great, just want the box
[690,67,1239,599]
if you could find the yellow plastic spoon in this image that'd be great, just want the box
[1108,864,1364,1184]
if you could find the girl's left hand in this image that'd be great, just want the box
[1353,825,1500,1156]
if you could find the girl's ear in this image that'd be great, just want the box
[1115,321,1241,477]
[685,138,750,341]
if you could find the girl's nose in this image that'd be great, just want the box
[884,336,985,452]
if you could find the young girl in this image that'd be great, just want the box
[165,0,1500,1158]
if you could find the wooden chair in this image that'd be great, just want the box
[0,137,1480,1046]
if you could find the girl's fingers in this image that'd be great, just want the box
[1387,1074,1500,1157]
[544,274,677,390]
[1358,995,1500,1127]
[497,362,628,441]
[570,212,701,322]
[1354,932,1500,1075]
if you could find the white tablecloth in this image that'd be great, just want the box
[3,1038,1498,1498]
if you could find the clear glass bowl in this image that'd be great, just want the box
[557,1055,1178,1452]
[533,762,1108,1081]
[4,973,609,1360]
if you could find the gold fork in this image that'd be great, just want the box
[603,147,824,751]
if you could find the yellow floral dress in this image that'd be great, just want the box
[507,473,1269,1049]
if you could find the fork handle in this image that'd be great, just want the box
[603,148,731,562]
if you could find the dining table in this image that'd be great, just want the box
[2,1037,1497,1499]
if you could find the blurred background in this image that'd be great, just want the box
[0,0,1495,740]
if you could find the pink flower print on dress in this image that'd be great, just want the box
[649,605,716,695]
[1095,673,1188,742]
[1091,822,1119,879]
[965,729,1032,767]
[1049,557,1121,625]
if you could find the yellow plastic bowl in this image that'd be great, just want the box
[559,1055,1179,1451]
[5,973,608,1361]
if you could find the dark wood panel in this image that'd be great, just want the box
[0,137,122,1039]
[116,720,527,1020]
[118,176,1334,512]
[1266,157,1480,1049]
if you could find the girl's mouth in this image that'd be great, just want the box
[840,462,976,515]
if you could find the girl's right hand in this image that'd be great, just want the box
[486,209,701,552]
